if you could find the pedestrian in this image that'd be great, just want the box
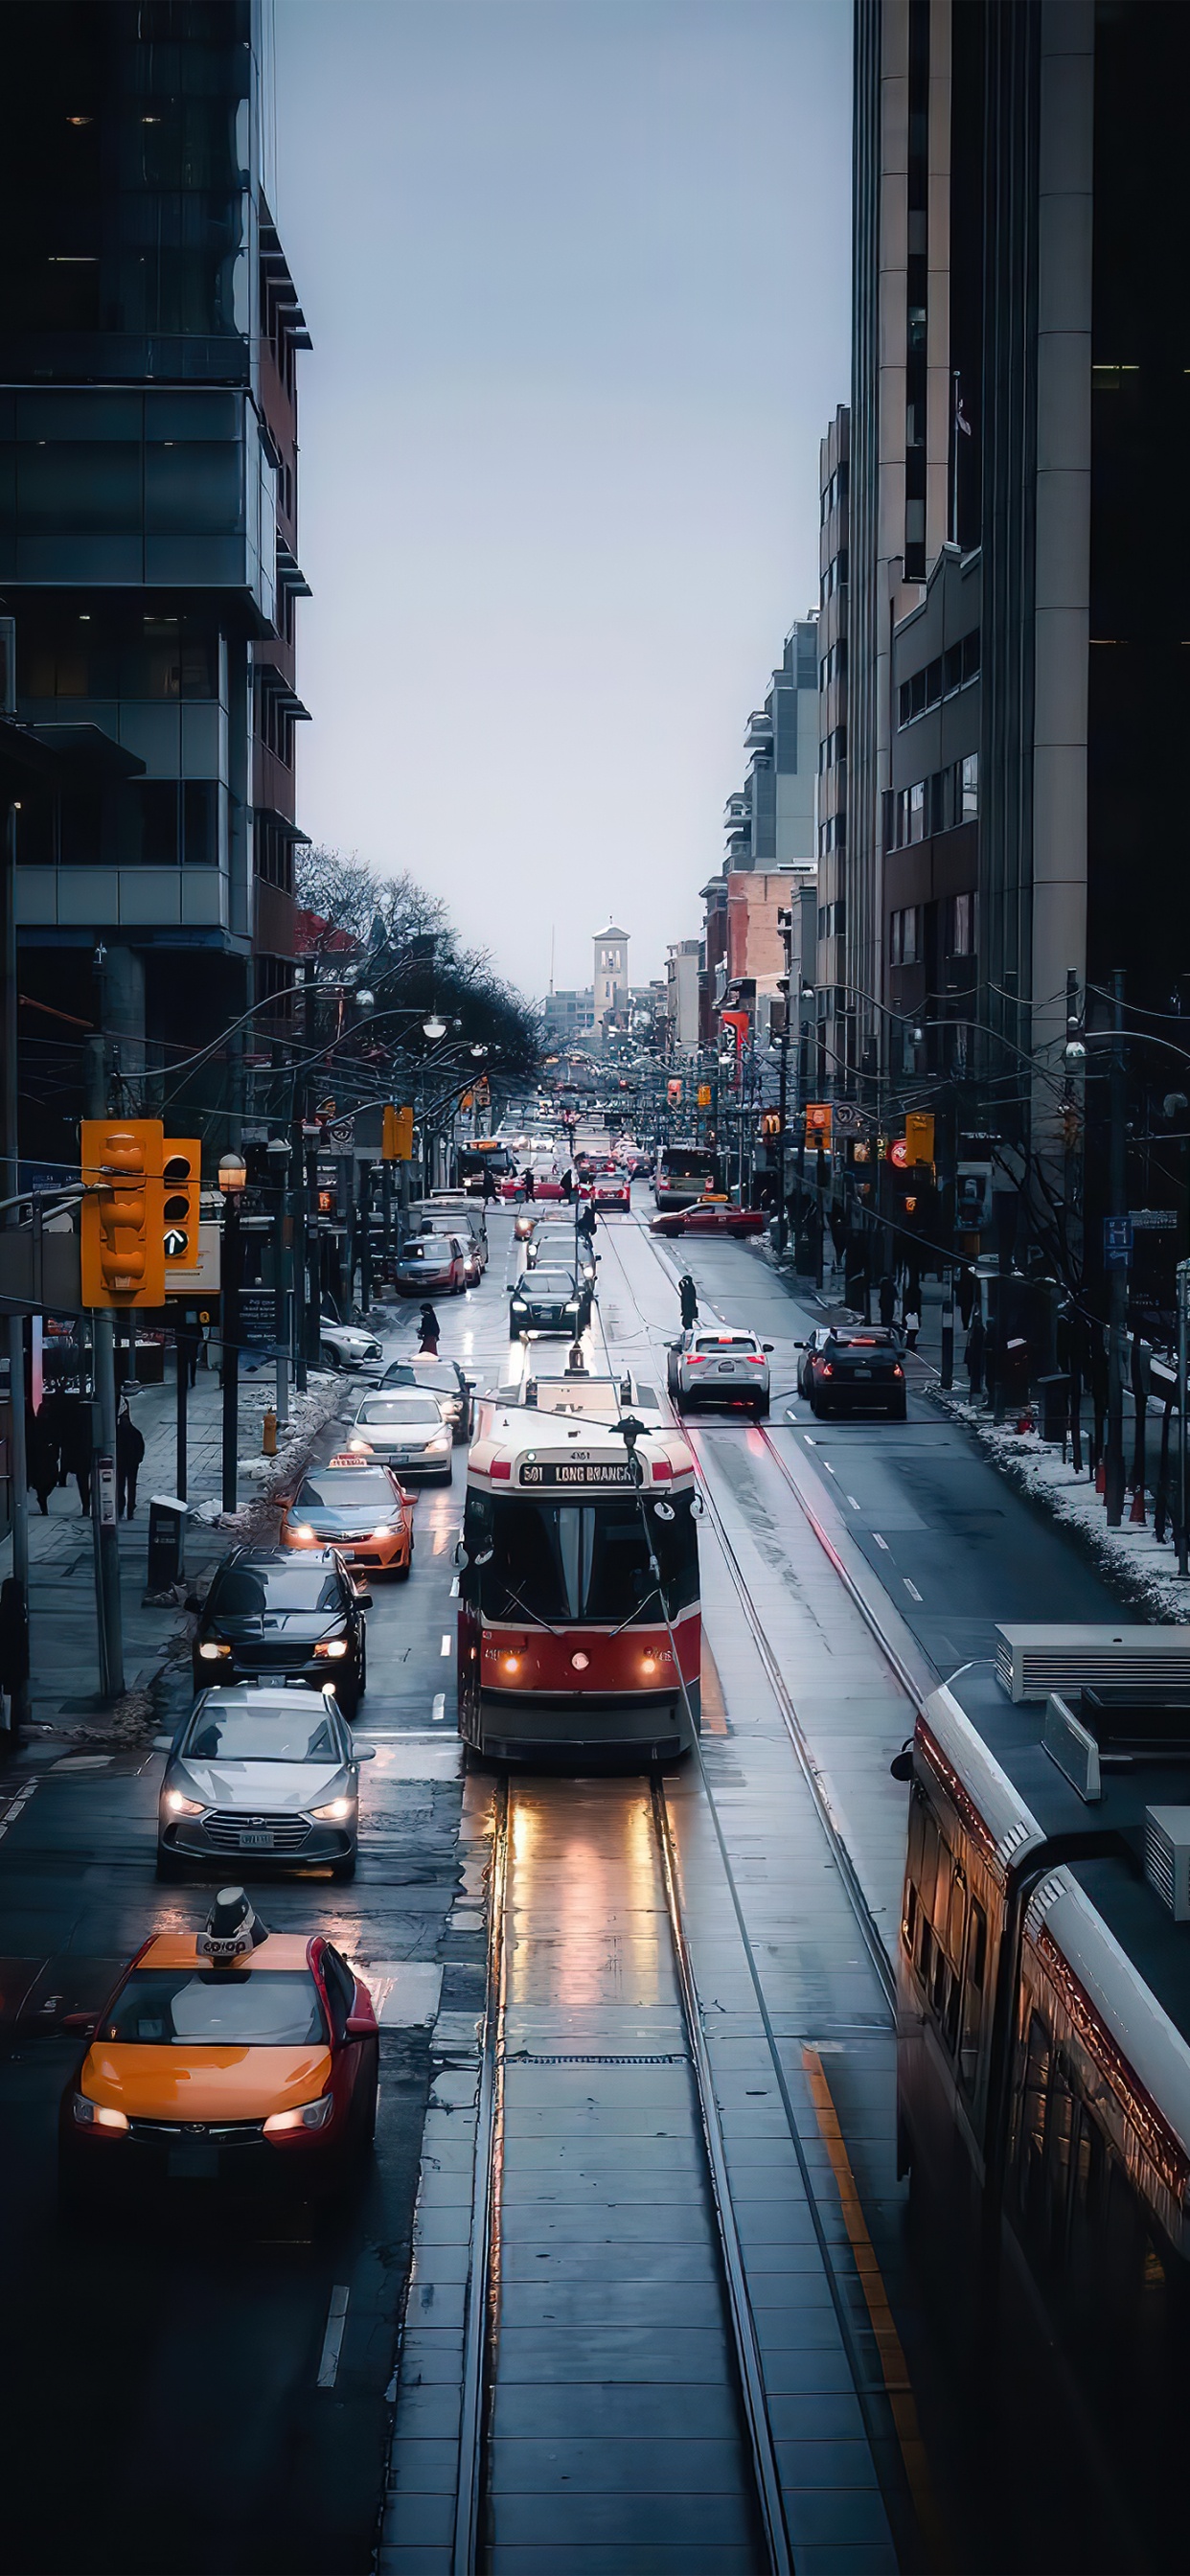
[956,1265,976,1331]
[902,1294,922,1352]
[878,1274,897,1329]
[481,1162,497,1206]
[116,1399,146,1520]
[58,1391,93,1514]
[561,1167,574,1202]
[418,1303,441,1357]
[965,1312,987,1399]
[678,1273,698,1330]
[26,1402,57,1516]
[521,1166,536,1203]
[578,1200,597,1247]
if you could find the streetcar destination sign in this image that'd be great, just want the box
[519,1460,635,1486]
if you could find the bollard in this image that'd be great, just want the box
[1130,1484,1146,1525]
[263,1408,278,1458]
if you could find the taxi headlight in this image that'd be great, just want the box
[314,1638,350,1659]
[72,2093,129,2133]
[292,1523,316,1542]
[312,1794,355,1821]
[263,2093,334,2136]
[165,1788,204,1815]
[197,1641,230,1660]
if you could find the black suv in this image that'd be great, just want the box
[192,1546,368,1717]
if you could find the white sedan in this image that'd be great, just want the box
[348,1389,454,1484]
[666,1326,773,1418]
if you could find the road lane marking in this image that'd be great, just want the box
[431,1692,446,1723]
[449,1576,459,1597]
[847,1495,861,1511]
[904,1578,923,1602]
[872,1532,889,1551]
[440,1633,452,1656]
[316,2286,350,2388]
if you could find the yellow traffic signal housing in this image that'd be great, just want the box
[80,1119,166,1307]
[382,1103,414,1162]
[905,1111,935,1164]
[162,1138,201,1270]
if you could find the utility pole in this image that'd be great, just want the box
[2,799,30,1732]
[220,1182,240,1514]
[1105,968,1128,1527]
[291,1107,308,1392]
[83,1033,124,1699]
[1178,1258,1189,1578]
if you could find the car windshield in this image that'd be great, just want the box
[210,1567,341,1617]
[297,1473,391,1510]
[382,1360,460,1394]
[182,1705,343,1762]
[100,1968,326,2047]
[463,1489,698,1623]
[529,1271,576,1294]
[355,1394,442,1425]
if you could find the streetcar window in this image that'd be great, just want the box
[1018,2012,1051,2235]
[463,1491,698,1622]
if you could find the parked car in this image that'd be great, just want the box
[317,1318,385,1372]
[666,1326,772,1417]
[796,1327,906,1419]
[281,1458,415,1575]
[348,1389,454,1484]
[394,1232,469,1297]
[379,1354,474,1439]
[192,1546,368,1715]
[509,1265,593,1340]
[155,1684,376,1881]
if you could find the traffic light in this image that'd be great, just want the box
[80,1119,165,1308]
[904,1111,935,1164]
[162,1138,201,1271]
[761,1110,782,1138]
[382,1103,414,1162]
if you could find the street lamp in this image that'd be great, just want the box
[265,1135,290,1432]
[423,1012,447,1042]
[217,1153,245,1513]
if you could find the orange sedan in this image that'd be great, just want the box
[58,1911,378,2213]
[279,1457,415,1576]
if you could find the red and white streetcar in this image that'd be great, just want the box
[456,1377,701,1762]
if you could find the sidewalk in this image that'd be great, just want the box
[1,1351,345,1739]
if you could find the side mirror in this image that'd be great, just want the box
[762,1343,774,1353]
[151,1733,173,1752]
[344,2009,376,2038]
[354,1589,375,1609]
[62,2012,97,2035]
[353,1742,378,1760]
[453,1537,469,1569]
[889,1745,915,1783]
[792,1340,804,1350]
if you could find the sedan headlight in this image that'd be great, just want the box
[263,2094,334,2136]
[311,1794,355,1821]
[197,1640,230,1660]
[428,1434,451,1452]
[292,1523,316,1542]
[314,1638,350,1659]
[373,1520,400,1538]
[164,1788,203,1815]
[72,2093,128,2133]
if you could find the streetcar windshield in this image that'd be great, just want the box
[658,1149,718,1182]
[463,1490,698,1622]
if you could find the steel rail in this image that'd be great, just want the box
[451,1771,508,2576]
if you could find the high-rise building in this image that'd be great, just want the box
[815,405,850,1092]
[845,0,1190,1268]
[0,0,309,1151]
[721,622,819,874]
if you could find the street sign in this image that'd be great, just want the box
[1104,1215,1133,1270]
[1130,1208,1178,1231]
[325,1117,355,1150]
[237,1289,277,1350]
[832,1103,865,1138]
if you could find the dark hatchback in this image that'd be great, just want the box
[509,1266,592,1339]
[799,1328,906,1419]
[192,1548,368,1717]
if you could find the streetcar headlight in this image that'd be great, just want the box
[503,1654,520,1673]
[570,1651,589,1670]
[641,1653,657,1674]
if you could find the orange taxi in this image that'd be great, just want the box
[279,1453,415,1576]
[58,1901,378,2212]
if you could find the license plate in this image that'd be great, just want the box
[169,2143,218,2180]
[854,1368,872,1379]
[717,1362,737,1375]
[239,1829,274,1849]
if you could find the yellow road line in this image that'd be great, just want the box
[802,2044,949,2570]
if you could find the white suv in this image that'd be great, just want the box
[666,1327,772,1418]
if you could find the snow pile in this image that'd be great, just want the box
[937,1393,1190,1623]
[187,1381,342,1532]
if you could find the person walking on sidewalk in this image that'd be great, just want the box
[878,1274,897,1329]
[965,1311,987,1399]
[956,1265,976,1331]
[481,1162,498,1206]
[678,1273,698,1331]
[26,1402,57,1515]
[58,1392,93,1514]
[902,1291,922,1352]
[116,1400,146,1520]
[418,1303,441,1357]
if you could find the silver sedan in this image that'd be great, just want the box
[348,1389,454,1484]
[155,1684,376,1883]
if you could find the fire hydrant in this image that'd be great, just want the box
[263,1408,278,1458]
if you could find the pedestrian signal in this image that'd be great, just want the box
[382,1104,414,1162]
[697,1083,712,1108]
[162,1138,200,1268]
[80,1119,165,1308]
[667,1079,683,1106]
[805,1103,832,1142]
[761,1111,782,1138]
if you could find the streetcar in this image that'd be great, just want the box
[456,1378,701,1762]
[895,1648,1190,2572]
[652,1143,720,1209]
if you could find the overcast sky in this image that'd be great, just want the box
[275,0,851,1000]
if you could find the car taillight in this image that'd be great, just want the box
[893,1364,904,1378]
[650,1458,673,1481]
[821,1363,834,1378]
[687,1354,705,1366]
[745,1355,765,1365]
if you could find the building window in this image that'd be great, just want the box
[889,908,921,966]
[950,892,974,955]
[962,753,979,819]
[138,781,179,866]
[183,781,217,864]
[909,781,926,842]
